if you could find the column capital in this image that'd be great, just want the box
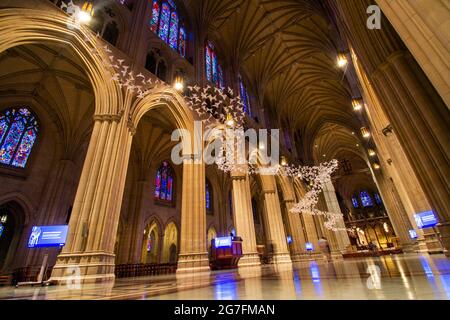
[93,113,122,123]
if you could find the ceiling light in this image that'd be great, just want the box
[352,98,363,111]
[173,76,184,91]
[368,149,376,157]
[337,53,348,68]
[373,163,380,170]
[226,113,234,127]
[79,2,94,24]
[360,127,371,138]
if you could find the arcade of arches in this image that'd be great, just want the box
[0,0,448,289]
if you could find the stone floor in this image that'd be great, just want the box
[1,253,449,300]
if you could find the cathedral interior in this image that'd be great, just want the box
[0,0,449,300]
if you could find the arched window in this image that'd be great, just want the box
[239,76,251,115]
[206,179,213,214]
[360,190,373,207]
[351,195,359,208]
[150,0,187,57]
[154,161,174,203]
[0,107,38,168]
[205,42,224,88]
[145,50,158,74]
[374,193,382,205]
[157,59,167,81]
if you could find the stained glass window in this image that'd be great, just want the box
[205,42,224,87]
[212,51,218,84]
[206,180,212,213]
[178,27,186,57]
[168,11,178,49]
[150,0,160,32]
[360,190,373,207]
[351,195,359,208]
[150,1,186,56]
[239,77,251,115]
[158,2,170,42]
[154,161,174,202]
[0,107,38,168]
[374,193,382,205]
[168,0,176,8]
[0,223,4,238]
[217,65,224,88]
[205,45,212,82]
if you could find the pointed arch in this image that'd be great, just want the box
[0,8,123,116]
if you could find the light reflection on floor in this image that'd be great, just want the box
[1,254,450,300]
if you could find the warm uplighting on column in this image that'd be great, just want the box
[173,76,184,91]
[373,163,380,170]
[226,113,234,127]
[360,127,370,138]
[352,98,363,111]
[368,149,376,157]
[79,2,94,24]
[337,53,348,68]
[281,156,287,166]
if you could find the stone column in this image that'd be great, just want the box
[50,113,133,284]
[231,171,260,267]
[176,156,209,273]
[293,178,320,257]
[336,0,450,256]
[277,175,308,261]
[376,0,450,106]
[260,175,291,264]
[283,199,308,261]
[322,179,351,252]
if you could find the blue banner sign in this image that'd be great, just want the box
[409,229,418,239]
[287,236,292,244]
[28,225,69,248]
[414,211,438,229]
[214,236,232,248]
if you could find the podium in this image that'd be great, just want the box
[209,236,243,270]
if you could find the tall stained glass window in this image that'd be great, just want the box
[154,161,174,203]
[351,195,359,208]
[360,190,374,207]
[150,1,186,57]
[206,180,212,213]
[178,27,186,56]
[0,107,38,168]
[168,12,178,49]
[239,76,251,115]
[205,42,224,87]
[150,0,160,32]
[158,2,170,41]
[374,193,382,205]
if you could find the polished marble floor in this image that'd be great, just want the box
[1,253,450,300]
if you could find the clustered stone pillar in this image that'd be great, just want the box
[231,171,260,267]
[260,175,292,264]
[336,0,450,256]
[176,156,209,273]
[277,176,308,261]
[293,178,320,257]
[50,114,133,284]
[322,178,351,252]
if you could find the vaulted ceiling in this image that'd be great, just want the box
[183,0,362,164]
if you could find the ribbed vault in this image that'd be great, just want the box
[183,0,360,164]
